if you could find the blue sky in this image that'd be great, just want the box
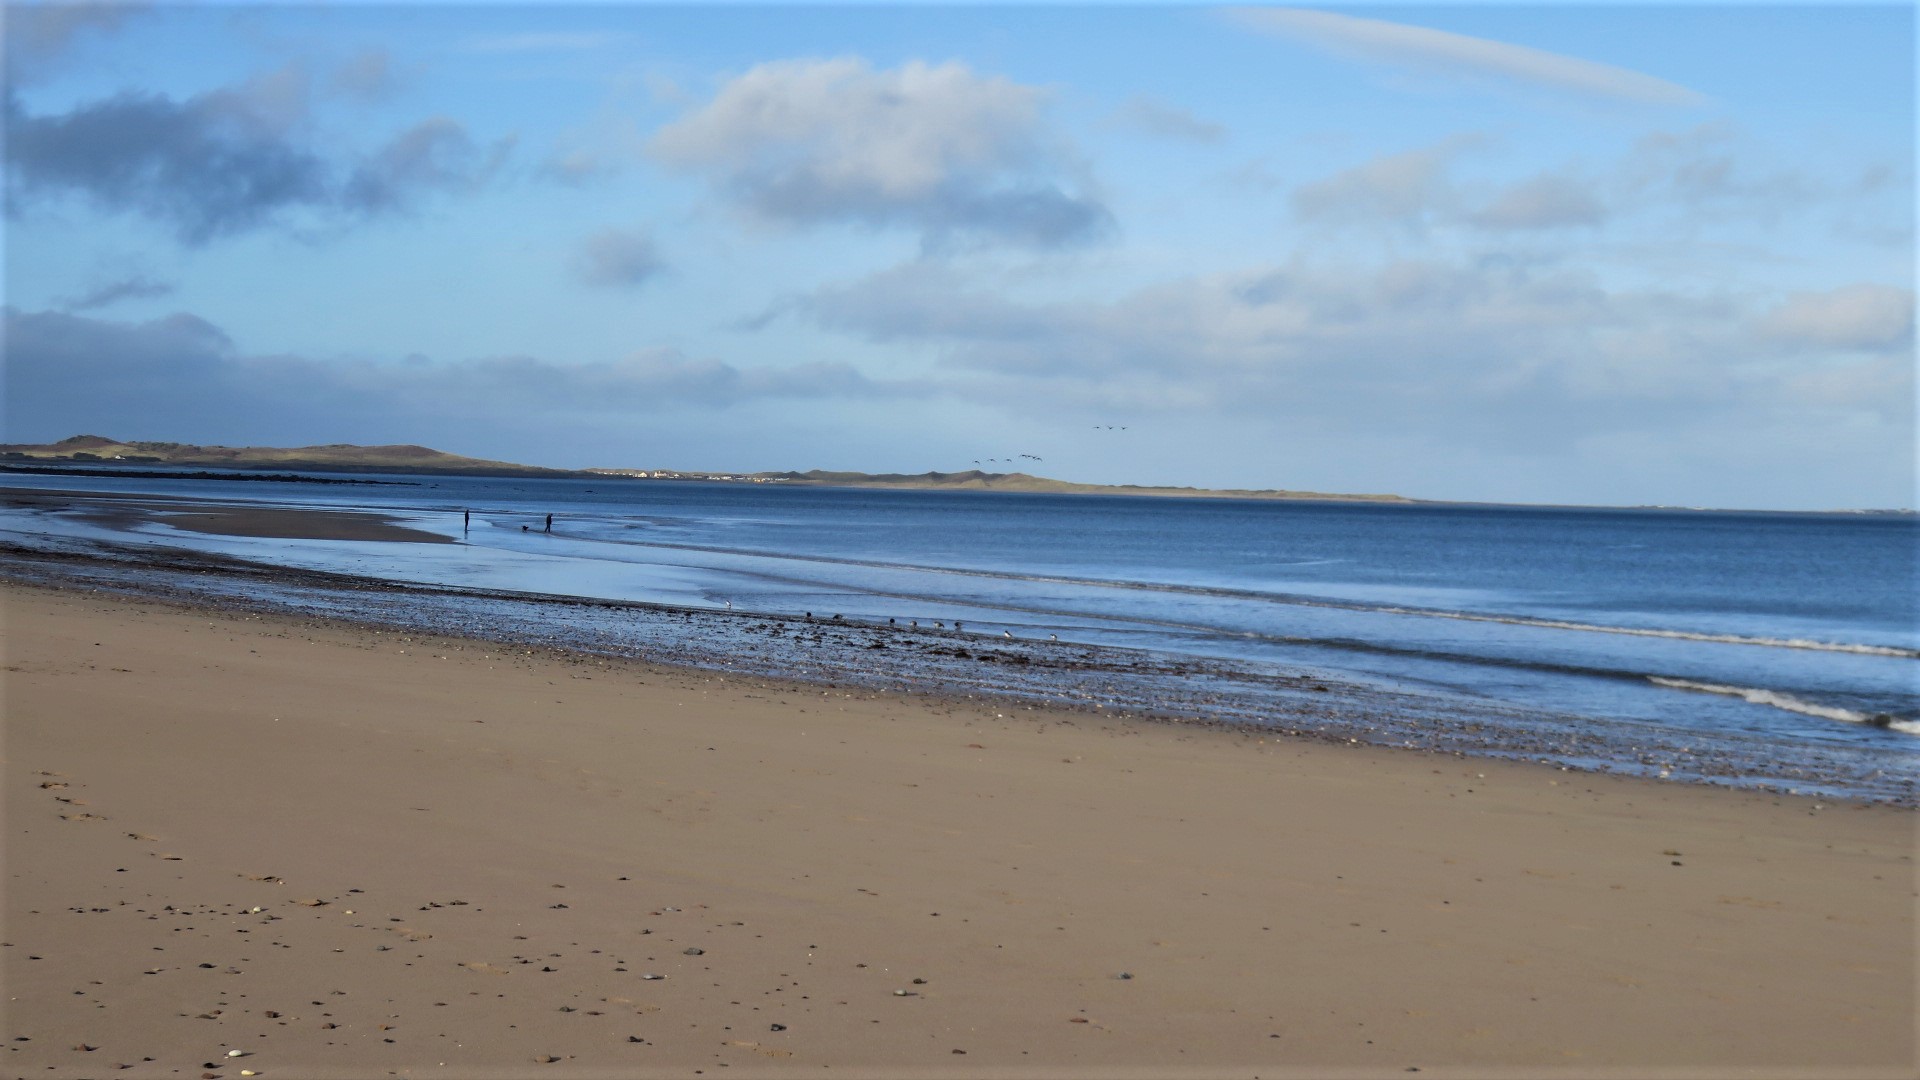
[4,3,1912,509]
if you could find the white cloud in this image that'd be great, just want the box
[650,57,1112,248]
[792,257,1905,451]
[1291,136,1481,228]
[1233,8,1705,107]
[1761,284,1915,353]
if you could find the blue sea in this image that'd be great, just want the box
[4,469,1915,800]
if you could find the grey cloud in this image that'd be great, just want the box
[331,48,403,102]
[3,306,920,447]
[1760,284,1915,353]
[343,118,513,212]
[573,227,666,289]
[1468,173,1606,230]
[650,57,1113,249]
[1620,123,1821,217]
[1111,96,1224,143]
[6,73,510,243]
[4,2,147,83]
[5,84,332,242]
[1233,8,1705,107]
[59,273,175,311]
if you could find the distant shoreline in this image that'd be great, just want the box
[4,435,1911,514]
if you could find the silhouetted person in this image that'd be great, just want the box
[544,513,552,533]
[463,509,470,533]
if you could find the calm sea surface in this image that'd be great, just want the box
[5,470,1915,796]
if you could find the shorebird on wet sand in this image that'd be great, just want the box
[1002,630,1014,639]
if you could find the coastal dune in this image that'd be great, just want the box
[4,582,1913,1077]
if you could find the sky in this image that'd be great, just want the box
[3,2,1913,510]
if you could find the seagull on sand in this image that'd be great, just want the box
[1002,630,1014,639]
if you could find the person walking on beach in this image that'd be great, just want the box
[544,513,553,533]
[463,509,470,533]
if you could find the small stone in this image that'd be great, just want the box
[892,989,911,997]
[911,977,926,984]
[227,1050,245,1058]
[641,973,664,980]
[683,947,703,956]
[627,1035,643,1043]
[1115,972,1133,980]
[770,1023,786,1032]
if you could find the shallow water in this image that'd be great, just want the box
[3,469,1915,801]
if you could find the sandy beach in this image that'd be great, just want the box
[4,579,1914,1078]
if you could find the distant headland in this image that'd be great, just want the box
[0,435,1414,503]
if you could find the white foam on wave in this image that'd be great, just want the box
[1387,608,1918,658]
[1648,676,1919,733]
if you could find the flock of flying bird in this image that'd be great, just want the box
[972,425,1127,468]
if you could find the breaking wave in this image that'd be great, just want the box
[1648,677,1920,734]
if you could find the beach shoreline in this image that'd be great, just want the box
[3,578,1914,1076]
[3,490,1912,806]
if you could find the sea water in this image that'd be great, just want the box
[4,470,1914,793]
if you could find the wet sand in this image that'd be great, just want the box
[3,581,1915,1078]
[2,488,452,544]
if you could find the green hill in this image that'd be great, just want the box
[0,435,572,476]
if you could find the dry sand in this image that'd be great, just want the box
[3,581,1914,1078]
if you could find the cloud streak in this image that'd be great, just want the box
[1235,8,1705,107]
[1111,96,1224,143]
[59,273,175,312]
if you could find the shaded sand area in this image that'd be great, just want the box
[3,582,1914,1078]
[3,489,452,544]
